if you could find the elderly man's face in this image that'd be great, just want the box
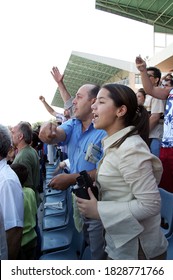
[11,124,22,147]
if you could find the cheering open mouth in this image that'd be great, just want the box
[93,113,99,122]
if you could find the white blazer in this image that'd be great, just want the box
[97,126,168,259]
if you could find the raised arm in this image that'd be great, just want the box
[39,95,57,117]
[135,56,170,100]
[51,66,71,103]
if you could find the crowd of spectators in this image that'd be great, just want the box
[1,59,173,260]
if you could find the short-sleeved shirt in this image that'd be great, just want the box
[0,159,24,231]
[0,205,8,260]
[13,146,40,192]
[22,187,37,246]
[59,118,107,173]
[144,95,165,139]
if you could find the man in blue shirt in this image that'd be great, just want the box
[39,82,107,259]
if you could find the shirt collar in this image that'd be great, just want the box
[102,126,134,150]
[0,158,7,171]
[75,118,94,131]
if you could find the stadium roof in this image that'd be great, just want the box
[96,0,173,34]
[51,51,135,108]
[51,1,173,108]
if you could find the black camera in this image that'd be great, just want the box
[72,170,98,200]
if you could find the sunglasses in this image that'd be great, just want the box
[165,78,173,82]
[147,74,155,78]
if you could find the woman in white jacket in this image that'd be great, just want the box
[76,83,168,260]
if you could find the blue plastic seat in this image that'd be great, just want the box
[46,173,55,178]
[43,188,72,222]
[44,190,67,202]
[159,188,173,237]
[46,166,57,171]
[44,188,72,217]
[46,169,56,173]
[41,216,76,253]
[39,247,79,260]
[40,226,84,259]
[43,193,67,216]
[46,174,55,180]
[44,187,62,196]
[41,226,73,253]
[42,211,69,230]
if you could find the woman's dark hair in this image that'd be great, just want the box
[102,83,149,147]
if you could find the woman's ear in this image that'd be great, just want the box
[116,105,127,118]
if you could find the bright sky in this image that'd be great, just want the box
[0,0,155,127]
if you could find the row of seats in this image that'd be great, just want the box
[39,162,91,260]
[159,188,173,260]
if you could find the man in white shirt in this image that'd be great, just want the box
[0,124,24,259]
[144,66,165,157]
[0,204,8,260]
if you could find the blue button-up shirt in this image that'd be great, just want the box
[59,118,107,173]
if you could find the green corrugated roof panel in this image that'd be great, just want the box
[96,0,173,34]
[51,54,122,108]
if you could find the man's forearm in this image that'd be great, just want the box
[67,170,97,186]
[140,70,155,96]
[42,100,55,116]
[6,227,23,259]
[57,80,71,103]
[39,124,66,145]
[140,71,169,100]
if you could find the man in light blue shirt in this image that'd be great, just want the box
[39,82,107,259]
[60,118,105,173]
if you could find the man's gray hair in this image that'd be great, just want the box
[18,121,32,145]
[0,124,12,158]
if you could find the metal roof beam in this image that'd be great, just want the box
[154,2,173,24]
[96,0,173,31]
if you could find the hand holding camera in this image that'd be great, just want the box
[72,170,98,200]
